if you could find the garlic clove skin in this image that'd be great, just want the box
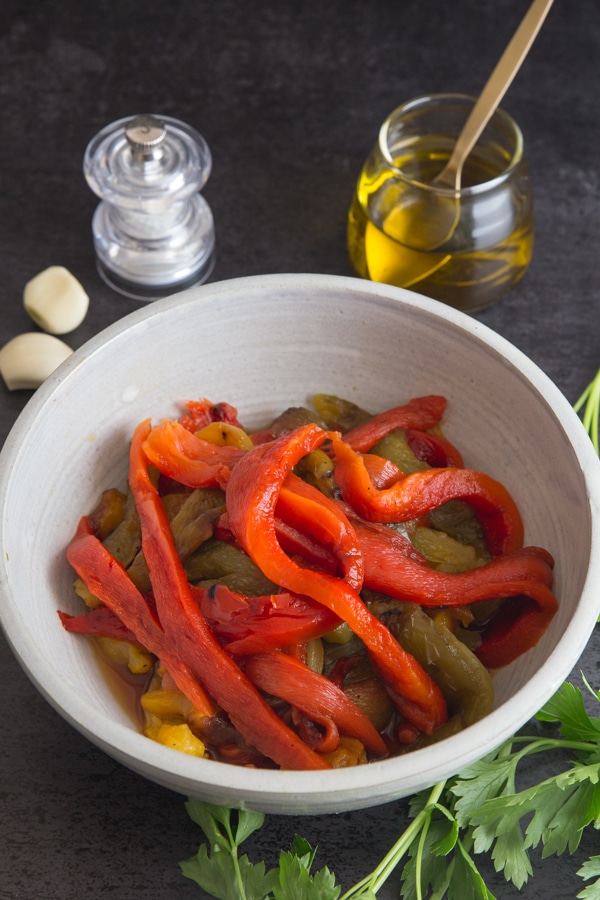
[24,266,89,335]
[0,333,73,390]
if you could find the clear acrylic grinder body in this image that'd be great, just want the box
[83,114,215,300]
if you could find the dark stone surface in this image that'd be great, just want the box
[1,0,599,897]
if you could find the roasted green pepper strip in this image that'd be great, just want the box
[351,517,557,668]
[385,605,494,727]
[332,437,524,556]
[225,423,448,735]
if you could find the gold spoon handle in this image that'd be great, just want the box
[437,0,555,189]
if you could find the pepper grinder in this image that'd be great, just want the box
[83,114,215,300]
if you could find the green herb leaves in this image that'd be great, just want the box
[181,678,600,899]
[399,795,497,900]
[431,678,600,899]
[577,857,600,900]
[180,801,340,900]
[180,802,276,900]
[276,837,340,900]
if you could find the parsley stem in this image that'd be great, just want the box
[507,735,599,756]
[413,806,432,900]
[224,816,248,900]
[574,366,600,454]
[339,780,447,899]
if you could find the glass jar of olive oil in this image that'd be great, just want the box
[347,94,533,313]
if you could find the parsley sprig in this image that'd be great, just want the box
[180,368,600,899]
[181,679,600,900]
[180,801,339,899]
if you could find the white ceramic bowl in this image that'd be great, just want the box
[1,273,599,815]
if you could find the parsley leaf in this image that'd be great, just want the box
[181,800,342,899]
[578,856,600,899]
[185,799,266,850]
[275,844,340,900]
[180,842,277,900]
[181,801,279,899]
[446,839,497,900]
[452,751,519,835]
[537,681,600,745]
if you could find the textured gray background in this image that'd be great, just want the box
[1,1,599,897]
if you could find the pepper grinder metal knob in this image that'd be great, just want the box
[125,115,167,161]
[83,114,215,300]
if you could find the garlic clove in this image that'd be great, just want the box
[23,266,89,335]
[0,333,73,390]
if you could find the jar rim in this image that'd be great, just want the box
[378,92,525,196]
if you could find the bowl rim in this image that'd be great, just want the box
[2,272,600,809]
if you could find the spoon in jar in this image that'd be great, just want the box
[393,0,555,253]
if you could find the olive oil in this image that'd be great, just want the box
[348,140,533,312]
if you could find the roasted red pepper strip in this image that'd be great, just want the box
[226,424,448,735]
[244,651,388,757]
[353,517,554,599]
[475,589,559,669]
[361,454,406,489]
[332,437,524,556]
[142,419,245,489]
[197,584,341,654]
[293,714,339,754]
[58,605,141,644]
[406,428,465,469]
[65,517,214,716]
[342,395,447,451]
[350,517,557,667]
[217,509,342,575]
[179,399,243,433]
[274,517,339,574]
[130,419,330,770]
[278,472,364,590]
